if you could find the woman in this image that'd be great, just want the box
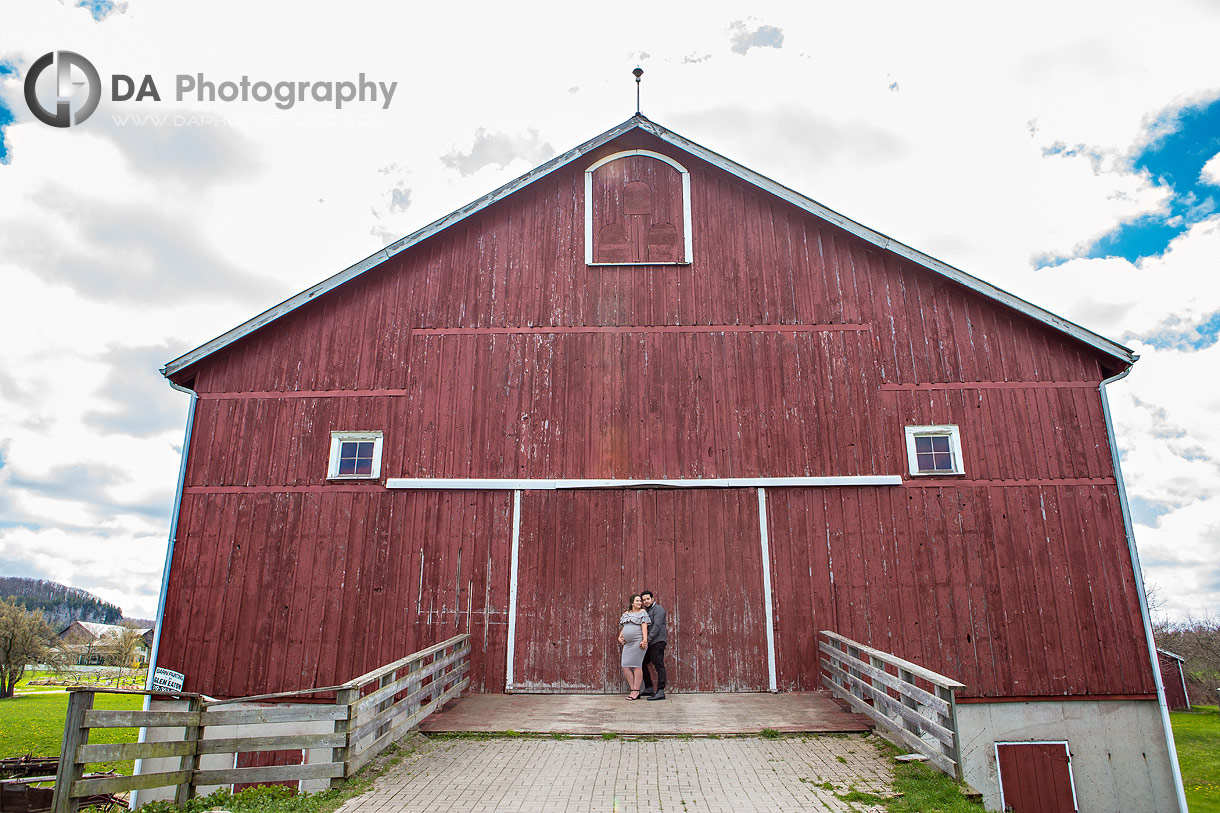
[618,594,650,699]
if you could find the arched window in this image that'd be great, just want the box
[585,150,692,265]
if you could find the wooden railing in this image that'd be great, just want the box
[50,634,470,813]
[819,630,965,779]
[338,634,471,776]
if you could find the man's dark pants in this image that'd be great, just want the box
[642,641,667,693]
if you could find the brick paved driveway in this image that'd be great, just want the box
[338,734,894,813]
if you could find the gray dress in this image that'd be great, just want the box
[620,609,650,668]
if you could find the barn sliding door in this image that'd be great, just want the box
[511,488,769,692]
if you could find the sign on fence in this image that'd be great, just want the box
[151,666,185,693]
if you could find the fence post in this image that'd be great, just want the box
[176,696,203,804]
[899,668,921,737]
[407,655,422,711]
[52,689,93,813]
[938,685,962,780]
[331,686,358,786]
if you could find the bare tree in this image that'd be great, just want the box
[108,626,146,687]
[0,598,56,698]
[1153,614,1220,706]
[1143,578,1166,623]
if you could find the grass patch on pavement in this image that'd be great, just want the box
[0,691,143,773]
[1172,705,1220,813]
[845,738,982,813]
[880,758,983,812]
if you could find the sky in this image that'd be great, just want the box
[0,0,1218,626]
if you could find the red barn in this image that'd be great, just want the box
[152,116,1184,810]
[1157,649,1190,710]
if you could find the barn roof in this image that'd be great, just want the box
[163,115,1136,379]
[60,620,152,640]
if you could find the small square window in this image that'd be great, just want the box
[328,432,383,480]
[904,425,964,476]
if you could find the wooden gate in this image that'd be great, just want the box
[510,488,769,692]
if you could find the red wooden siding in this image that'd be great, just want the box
[766,485,1153,698]
[590,154,685,263]
[183,134,1105,398]
[157,490,511,697]
[179,344,1115,488]
[1157,651,1189,709]
[996,742,1078,812]
[234,749,302,791]
[161,127,1152,701]
[513,489,768,692]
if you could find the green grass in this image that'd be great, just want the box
[14,670,58,689]
[1172,705,1220,813]
[880,759,984,812]
[0,691,144,774]
[846,738,983,813]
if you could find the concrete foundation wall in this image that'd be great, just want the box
[131,699,335,806]
[957,698,1178,812]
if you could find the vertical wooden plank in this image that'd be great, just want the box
[175,696,202,804]
[52,690,92,813]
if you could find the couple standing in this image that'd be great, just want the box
[617,590,667,701]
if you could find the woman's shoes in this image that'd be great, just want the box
[626,691,641,700]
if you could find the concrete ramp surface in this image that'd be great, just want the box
[419,691,872,735]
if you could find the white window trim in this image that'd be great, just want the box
[585,149,693,266]
[904,424,965,477]
[327,431,384,480]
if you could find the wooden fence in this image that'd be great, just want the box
[819,630,965,778]
[50,634,470,813]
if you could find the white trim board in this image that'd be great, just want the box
[162,115,1134,380]
[757,488,778,693]
[505,490,522,692]
[387,476,902,490]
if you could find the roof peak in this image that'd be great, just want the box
[163,116,1134,379]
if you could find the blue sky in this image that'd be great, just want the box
[1088,95,1220,265]
[75,0,117,21]
[0,61,15,164]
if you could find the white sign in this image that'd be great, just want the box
[151,667,185,694]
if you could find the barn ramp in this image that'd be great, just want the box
[418,691,871,735]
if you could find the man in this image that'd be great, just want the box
[640,590,667,700]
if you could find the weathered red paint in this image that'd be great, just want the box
[590,153,686,263]
[513,489,768,693]
[158,126,1152,700]
[160,491,512,697]
[996,742,1078,812]
[1157,651,1189,710]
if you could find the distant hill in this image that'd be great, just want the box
[0,576,123,629]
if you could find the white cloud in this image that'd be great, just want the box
[1015,215,1220,344]
[1202,152,1220,187]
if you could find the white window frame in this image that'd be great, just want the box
[327,431,384,480]
[904,424,965,476]
[584,149,693,265]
